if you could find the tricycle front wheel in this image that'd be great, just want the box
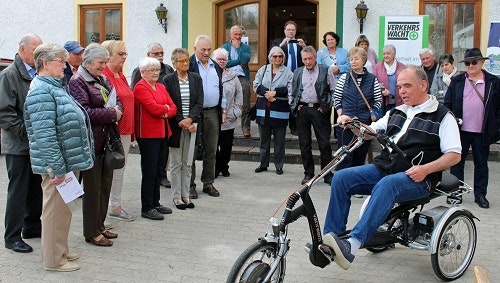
[227,240,286,283]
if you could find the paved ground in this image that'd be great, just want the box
[0,154,499,282]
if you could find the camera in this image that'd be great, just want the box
[288,39,298,44]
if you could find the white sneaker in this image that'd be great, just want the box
[108,208,135,222]
[44,262,80,272]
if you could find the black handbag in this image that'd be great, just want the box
[103,124,125,170]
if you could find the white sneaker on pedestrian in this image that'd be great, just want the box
[108,208,135,222]
[44,262,80,272]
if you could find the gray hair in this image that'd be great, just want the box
[419,48,434,56]
[146,42,163,54]
[194,35,211,47]
[139,57,160,70]
[406,65,429,84]
[82,43,109,67]
[33,43,68,72]
[170,48,190,64]
[19,34,41,47]
[230,25,242,34]
[211,48,228,60]
[301,45,317,57]
[383,44,396,54]
[268,46,286,63]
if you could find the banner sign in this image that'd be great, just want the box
[485,22,500,76]
[379,15,429,66]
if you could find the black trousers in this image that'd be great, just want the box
[296,107,332,176]
[137,138,167,212]
[335,127,372,171]
[157,140,169,180]
[257,123,286,170]
[215,128,235,173]
[4,154,42,243]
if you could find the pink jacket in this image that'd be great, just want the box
[372,61,406,106]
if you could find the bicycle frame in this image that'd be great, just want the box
[265,124,370,270]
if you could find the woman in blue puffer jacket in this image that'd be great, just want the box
[24,43,94,272]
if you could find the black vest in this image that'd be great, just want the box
[341,70,376,123]
[372,104,450,188]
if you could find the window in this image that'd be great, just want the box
[420,0,481,68]
[80,4,122,46]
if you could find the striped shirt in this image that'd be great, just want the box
[179,79,190,118]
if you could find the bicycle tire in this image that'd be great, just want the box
[431,210,476,281]
[226,240,286,283]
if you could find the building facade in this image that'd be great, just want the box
[0,0,498,81]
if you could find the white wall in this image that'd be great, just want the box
[124,1,183,79]
[341,0,416,59]
[0,1,183,80]
[0,0,75,59]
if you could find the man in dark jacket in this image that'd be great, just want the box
[62,41,84,85]
[0,34,43,253]
[189,35,224,198]
[290,46,333,185]
[444,48,500,209]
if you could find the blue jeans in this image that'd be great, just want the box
[323,164,430,244]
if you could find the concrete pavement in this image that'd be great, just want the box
[0,153,499,282]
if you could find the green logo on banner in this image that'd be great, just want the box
[409,31,419,40]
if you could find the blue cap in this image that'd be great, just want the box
[63,41,84,54]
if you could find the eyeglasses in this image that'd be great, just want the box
[272,55,284,59]
[145,68,161,73]
[216,58,227,62]
[117,52,128,57]
[464,61,478,66]
[149,51,164,57]
[176,59,189,64]
[50,58,65,64]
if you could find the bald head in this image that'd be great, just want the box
[396,66,429,107]
[18,34,43,67]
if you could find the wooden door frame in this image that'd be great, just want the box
[419,0,481,53]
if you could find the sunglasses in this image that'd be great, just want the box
[464,61,478,66]
[272,55,284,58]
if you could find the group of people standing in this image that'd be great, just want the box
[0,30,248,272]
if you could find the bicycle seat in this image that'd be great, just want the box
[435,172,460,193]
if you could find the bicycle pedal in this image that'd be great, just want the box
[318,244,335,261]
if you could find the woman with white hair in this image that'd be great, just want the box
[69,43,123,246]
[212,48,243,178]
[134,57,177,219]
[253,46,293,175]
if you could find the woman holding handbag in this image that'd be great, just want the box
[334,47,382,170]
[253,46,293,175]
[69,43,123,246]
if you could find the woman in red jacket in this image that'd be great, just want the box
[102,40,135,222]
[133,57,177,220]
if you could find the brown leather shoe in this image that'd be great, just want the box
[85,236,113,246]
[190,184,198,199]
[102,230,118,239]
[243,130,251,138]
[203,185,220,197]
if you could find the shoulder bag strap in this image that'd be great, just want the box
[349,71,372,112]
[469,80,485,106]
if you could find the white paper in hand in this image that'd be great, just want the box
[56,171,84,203]
[105,87,117,108]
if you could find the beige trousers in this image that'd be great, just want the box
[41,174,73,268]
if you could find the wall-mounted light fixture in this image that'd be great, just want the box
[155,3,168,33]
[355,0,369,34]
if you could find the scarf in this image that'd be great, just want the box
[442,67,458,86]
[384,60,397,76]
